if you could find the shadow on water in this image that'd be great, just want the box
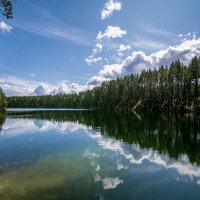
[0,110,6,134]
[6,110,200,165]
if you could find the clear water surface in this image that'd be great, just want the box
[0,110,200,200]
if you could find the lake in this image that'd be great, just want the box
[0,110,200,200]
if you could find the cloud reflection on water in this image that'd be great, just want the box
[1,117,200,187]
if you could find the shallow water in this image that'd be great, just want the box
[0,110,200,200]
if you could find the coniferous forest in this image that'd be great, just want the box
[0,87,7,109]
[7,56,200,112]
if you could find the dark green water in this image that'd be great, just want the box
[0,110,200,200]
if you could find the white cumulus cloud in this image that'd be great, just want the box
[118,44,132,52]
[97,26,126,41]
[177,31,198,42]
[0,21,12,32]
[85,56,103,65]
[101,0,122,20]
[88,36,200,85]
[32,81,92,96]
[0,75,93,96]
[85,43,103,65]
[33,84,51,96]
[93,43,103,54]
[117,44,132,56]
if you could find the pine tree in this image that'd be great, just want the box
[0,87,7,109]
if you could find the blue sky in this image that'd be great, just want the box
[0,0,200,96]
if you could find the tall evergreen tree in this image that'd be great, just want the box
[0,87,7,109]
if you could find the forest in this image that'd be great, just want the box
[0,87,7,109]
[7,56,200,112]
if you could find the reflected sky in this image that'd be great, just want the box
[0,111,200,200]
[1,118,89,137]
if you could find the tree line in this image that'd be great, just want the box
[0,87,7,109]
[7,56,200,112]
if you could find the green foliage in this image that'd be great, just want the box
[7,57,200,112]
[0,0,13,19]
[0,87,7,109]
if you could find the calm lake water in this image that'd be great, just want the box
[0,110,200,200]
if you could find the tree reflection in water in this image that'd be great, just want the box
[6,110,200,165]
